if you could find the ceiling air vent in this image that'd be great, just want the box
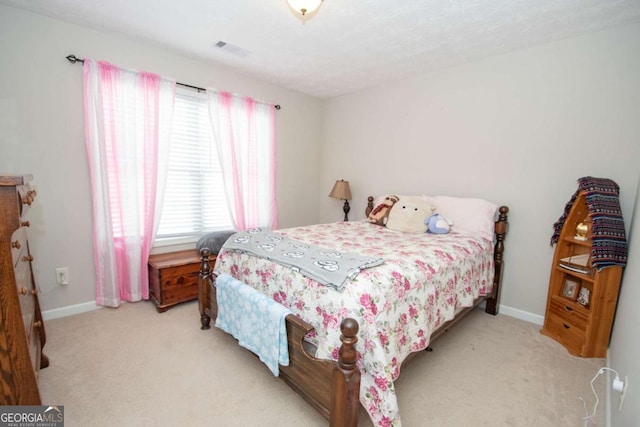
[213,40,250,58]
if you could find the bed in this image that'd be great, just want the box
[198,195,509,427]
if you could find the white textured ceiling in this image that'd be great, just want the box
[3,0,640,98]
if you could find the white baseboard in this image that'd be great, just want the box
[498,303,545,325]
[42,301,101,321]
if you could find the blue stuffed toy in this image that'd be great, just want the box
[425,213,453,234]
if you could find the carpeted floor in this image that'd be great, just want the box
[38,301,606,426]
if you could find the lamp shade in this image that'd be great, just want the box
[286,0,322,16]
[329,180,352,200]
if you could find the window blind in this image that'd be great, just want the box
[156,88,233,239]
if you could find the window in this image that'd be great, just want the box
[155,88,232,241]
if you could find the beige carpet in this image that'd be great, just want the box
[39,301,606,426]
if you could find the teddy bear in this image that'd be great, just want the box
[385,197,436,233]
[367,195,399,226]
[425,213,453,234]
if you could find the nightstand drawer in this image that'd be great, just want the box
[544,312,585,355]
[549,297,588,330]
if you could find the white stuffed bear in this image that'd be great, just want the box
[425,213,453,234]
[385,197,436,233]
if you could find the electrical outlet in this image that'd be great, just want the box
[55,267,70,285]
[619,375,628,411]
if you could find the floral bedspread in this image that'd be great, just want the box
[213,221,495,427]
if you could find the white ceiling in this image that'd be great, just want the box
[4,0,640,98]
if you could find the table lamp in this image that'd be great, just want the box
[329,179,352,221]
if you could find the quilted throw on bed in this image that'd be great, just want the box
[215,273,291,377]
[221,228,384,291]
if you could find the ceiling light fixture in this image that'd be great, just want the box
[286,0,323,17]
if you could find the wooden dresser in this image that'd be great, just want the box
[149,249,212,313]
[0,174,48,404]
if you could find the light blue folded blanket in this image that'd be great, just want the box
[222,228,384,291]
[215,273,291,377]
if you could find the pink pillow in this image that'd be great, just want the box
[423,196,498,240]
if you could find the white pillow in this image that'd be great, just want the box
[385,196,436,233]
[423,196,498,240]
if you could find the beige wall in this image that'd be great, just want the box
[0,4,323,312]
[610,183,640,426]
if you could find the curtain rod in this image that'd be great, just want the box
[65,54,281,110]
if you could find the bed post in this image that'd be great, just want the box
[199,248,213,330]
[365,196,374,217]
[330,318,360,427]
[485,206,509,315]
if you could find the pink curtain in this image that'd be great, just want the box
[207,90,278,230]
[83,60,175,307]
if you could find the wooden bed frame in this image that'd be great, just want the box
[198,197,509,427]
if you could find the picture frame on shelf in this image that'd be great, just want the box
[562,278,580,300]
[577,287,591,307]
